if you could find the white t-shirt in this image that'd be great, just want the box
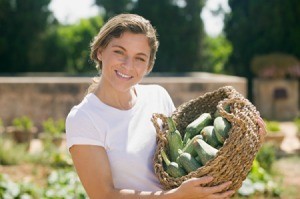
[66,84,175,191]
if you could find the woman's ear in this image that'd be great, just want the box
[97,49,102,61]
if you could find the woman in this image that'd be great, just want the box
[66,13,265,199]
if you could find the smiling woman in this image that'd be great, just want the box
[65,13,236,199]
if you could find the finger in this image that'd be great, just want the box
[257,117,266,129]
[213,190,235,198]
[256,118,267,137]
[186,176,214,186]
[202,181,232,194]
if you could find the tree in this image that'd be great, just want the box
[133,0,205,72]
[201,35,232,74]
[33,16,104,73]
[224,0,300,98]
[95,0,133,21]
[0,0,52,73]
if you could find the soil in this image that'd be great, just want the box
[0,163,51,187]
[273,156,300,199]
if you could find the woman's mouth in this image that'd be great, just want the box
[115,70,132,80]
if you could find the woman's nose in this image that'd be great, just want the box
[122,57,134,69]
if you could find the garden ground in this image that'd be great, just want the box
[1,122,300,198]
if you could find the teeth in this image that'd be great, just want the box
[116,71,131,79]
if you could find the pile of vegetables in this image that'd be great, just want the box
[162,107,232,177]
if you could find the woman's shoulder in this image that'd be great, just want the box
[136,84,168,94]
[67,93,99,121]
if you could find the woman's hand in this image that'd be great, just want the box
[172,176,235,199]
[256,116,267,141]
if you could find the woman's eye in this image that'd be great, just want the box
[114,50,124,55]
[136,57,145,62]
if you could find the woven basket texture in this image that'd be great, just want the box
[151,86,263,191]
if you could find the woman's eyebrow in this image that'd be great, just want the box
[112,45,149,58]
[112,45,126,50]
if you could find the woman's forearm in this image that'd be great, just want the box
[117,188,177,199]
[99,188,179,199]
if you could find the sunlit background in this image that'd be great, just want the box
[48,0,230,37]
[1,1,300,198]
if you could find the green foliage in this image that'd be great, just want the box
[42,118,65,137]
[49,150,73,168]
[238,159,282,197]
[201,35,232,73]
[0,138,29,165]
[139,0,205,72]
[96,0,205,72]
[12,116,34,131]
[33,16,103,73]
[224,0,300,98]
[44,169,87,199]
[0,174,42,199]
[0,0,53,73]
[264,120,281,133]
[0,169,87,199]
[95,0,133,21]
[293,117,300,134]
[251,53,300,78]
[55,17,103,73]
[256,143,276,171]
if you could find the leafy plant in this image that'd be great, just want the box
[0,168,87,199]
[0,138,29,165]
[264,120,281,133]
[238,159,282,197]
[42,118,65,137]
[44,169,87,199]
[256,143,277,171]
[49,150,73,168]
[12,116,34,131]
[0,174,42,199]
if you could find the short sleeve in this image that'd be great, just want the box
[66,107,107,150]
[159,86,176,116]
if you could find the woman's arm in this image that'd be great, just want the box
[70,145,234,199]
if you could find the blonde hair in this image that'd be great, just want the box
[88,14,159,93]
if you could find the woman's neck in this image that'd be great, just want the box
[94,79,137,110]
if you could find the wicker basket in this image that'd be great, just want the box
[151,86,263,191]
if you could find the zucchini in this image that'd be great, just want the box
[200,126,221,148]
[214,117,231,144]
[161,150,186,177]
[166,117,183,161]
[181,134,203,157]
[193,139,218,165]
[214,104,231,118]
[177,152,202,173]
[183,113,213,144]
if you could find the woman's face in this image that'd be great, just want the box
[97,32,151,93]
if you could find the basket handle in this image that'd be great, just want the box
[217,97,249,123]
[220,97,262,142]
[151,113,169,143]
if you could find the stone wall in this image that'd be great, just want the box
[253,78,299,121]
[0,73,247,129]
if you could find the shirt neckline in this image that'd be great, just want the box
[87,84,141,113]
